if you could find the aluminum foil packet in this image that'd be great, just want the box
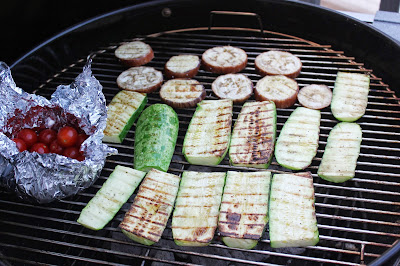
[0,58,117,204]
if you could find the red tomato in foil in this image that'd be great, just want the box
[57,126,78,147]
[76,133,88,147]
[12,138,27,152]
[49,140,64,155]
[30,143,49,154]
[62,147,80,159]
[39,129,57,145]
[17,128,38,148]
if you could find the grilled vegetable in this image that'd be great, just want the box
[255,75,299,108]
[318,122,362,183]
[331,72,370,122]
[218,171,271,249]
[120,169,180,245]
[255,50,302,78]
[114,41,154,67]
[211,73,253,103]
[77,165,146,230]
[275,107,320,170]
[269,172,319,248]
[172,171,226,246]
[117,66,163,93]
[297,84,332,110]
[159,79,206,109]
[103,91,147,143]
[229,101,276,168]
[164,54,201,79]
[202,46,248,74]
[134,104,179,172]
[183,99,233,165]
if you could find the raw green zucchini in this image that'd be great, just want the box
[172,171,226,246]
[275,107,320,170]
[318,122,362,183]
[269,172,319,248]
[218,171,271,249]
[134,104,179,172]
[229,101,276,168]
[103,90,147,143]
[77,165,146,230]
[119,168,180,245]
[331,72,370,122]
[183,99,233,165]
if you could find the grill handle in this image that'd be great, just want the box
[208,10,264,35]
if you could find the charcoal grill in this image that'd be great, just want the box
[1,0,400,265]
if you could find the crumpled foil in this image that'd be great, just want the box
[0,58,117,204]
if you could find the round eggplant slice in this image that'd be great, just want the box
[159,79,206,108]
[212,74,253,103]
[255,75,299,108]
[202,46,247,74]
[297,84,332,110]
[117,66,163,93]
[255,50,302,78]
[164,54,201,79]
[115,41,154,67]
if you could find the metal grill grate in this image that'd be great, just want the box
[1,28,399,265]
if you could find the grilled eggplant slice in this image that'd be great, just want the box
[172,171,226,246]
[269,172,319,248]
[229,101,276,168]
[117,66,163,93]
[218,171,271,249]
[103,90,147,143]
[211,73,253,103]
[134,104,179,172]
[159,78,206,109]
[275,107,320,170]
[77,165,146,230]
[255,50,302,78]
[297,84,332,110]
[202,46,247,74]
[183,99,233,165]
[164,54,201,79]
[115,41,154,67]
[119,169,180,245]
[318,122,362,183]
[331,72,370,122]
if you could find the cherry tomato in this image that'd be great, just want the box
[62,147,80,159]
[57,126,78,147]
[17,128,38,148]
[38,129,57,145]
[30,143,49,154]
[76,133,88,147]
[12,138,27,152]
[49,140,64,155]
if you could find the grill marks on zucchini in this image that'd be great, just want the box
[275,107,320,170]
[172,171,225,246]
[218,171,271,249]
[229,101,276,168]
[120,169,180,245]
[183,100,233,165]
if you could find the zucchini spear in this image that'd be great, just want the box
[172,171,226,246]
[218,171,271,249]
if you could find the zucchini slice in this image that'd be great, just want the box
[77,165,146,230]
[318,122,362,183]
[229,101,276,168]
[183,99,233,165]
[331,72,370,122]
[119,168,180,245]
[103,90,147,143]
[269,172,319,248]
[218,171,271,249]
[172,171,226,246]
[134,104,179,172]
[275,107,321,170]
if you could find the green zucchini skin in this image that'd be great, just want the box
[134,104,179,172]
[103,91,147,143]
[318,122,362,183]
[77,165,146,230]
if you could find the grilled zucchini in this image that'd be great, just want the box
[172,171,226,246]
[183,99,233,165]
[275,107,320,170]
[103,90,147,143]
[331,72,370,122]
[229,101,276,168]
[318,122,362,183]
[269,172,319,248]
[218,171,271,249]
[77,165,146,230]
[119,168,180,245]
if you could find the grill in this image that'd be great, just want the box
[1,1,400,265]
